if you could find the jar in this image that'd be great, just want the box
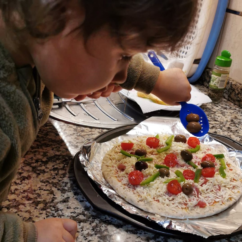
[208,50,232,103]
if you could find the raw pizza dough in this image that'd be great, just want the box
[101,134,242,219]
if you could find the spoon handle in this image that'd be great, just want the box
[179,102,186,107]
[147,51,165,71]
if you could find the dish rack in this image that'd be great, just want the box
[145,0,229,83]
[50,93,179,129]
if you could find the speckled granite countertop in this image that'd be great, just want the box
[1,85,242,242]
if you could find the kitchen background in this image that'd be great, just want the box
[1,1,242,242]
[209,0,242,84]
[200,0,242,108]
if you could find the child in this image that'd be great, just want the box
[0,0,197,241]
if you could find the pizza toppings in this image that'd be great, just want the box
[159,168,170,178]
[186,113,202,133]
[216,155,227,178]
[201,178,208,186]
[174,134,187,143]
[164,153,178,167]
[102,134,242,218]
[201,167,215,177]
[201,160,215,168]
[187,145,200,153]
[128,171,144,185]
[187,137,200,148]
[135,149,147,157]
[182,183,193,195]
[213,154,225,159]
[164,170,184,183]
[197,201,207,208]
[193,185,200,197]
[138,157,153,162]
[120,149,153,162]
[186,122,202,134]
[186,113,200,122]
[180,150,197,169]
[183,170,195,180]
[164,178,180,184]
[156,145,170,153]
[135,161,148,171]
[140,172,160,186]
[120,149,139,158]
[146,137,159,148]
[181,150,193,161]
[167,180,182,195]
[117,164,126,171]
[121,142,134,151]
[187,161,198,169]
[202,154,216,163]
[218,157,226,170]
[219,166,226,178]
[165,135,174,146]
[194,169,202,183]
[157,135,174,153]
[155,164,169,170]
[175,170,185,182]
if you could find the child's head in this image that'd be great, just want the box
[0,0,197,98]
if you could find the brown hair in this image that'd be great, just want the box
[0,0,197,51]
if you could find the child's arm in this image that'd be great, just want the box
[0,212,37,241]
[121,54,191,105]
[0,213,77,242]
[0,47,77,241]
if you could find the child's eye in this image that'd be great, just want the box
[121,55,132,60]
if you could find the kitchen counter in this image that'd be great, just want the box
[1,85,242,242]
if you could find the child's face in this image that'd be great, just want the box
[29,4,144,99]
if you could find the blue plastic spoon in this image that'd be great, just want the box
[179,102,209,137]
[147,50,209,137]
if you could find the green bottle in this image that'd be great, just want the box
[208,50,232,103]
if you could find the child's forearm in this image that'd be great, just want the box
[151,68,191,105]
[121,54,160,93]
[0,212,37,242]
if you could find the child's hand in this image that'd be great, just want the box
[35,218,77,242]
[151,68,191,105]
[87,83,122,99]
[74,83,122,101]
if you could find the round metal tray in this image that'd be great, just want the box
[74,125,242,241]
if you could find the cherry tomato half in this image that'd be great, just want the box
[121,142,134,151]
[164,153,178,167]
[146,137,159,148]
[201,167,215,177]
[167,180,182,195]
[187,137,200,148]
[183,170,195,180]
[197,201,206,208]
[128,170,144,185]
[201,154,215,163]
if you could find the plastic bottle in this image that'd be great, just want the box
[208,50,232,103]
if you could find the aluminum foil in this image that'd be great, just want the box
[79,117,242,238]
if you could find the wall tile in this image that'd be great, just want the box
[228,0,242,12]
